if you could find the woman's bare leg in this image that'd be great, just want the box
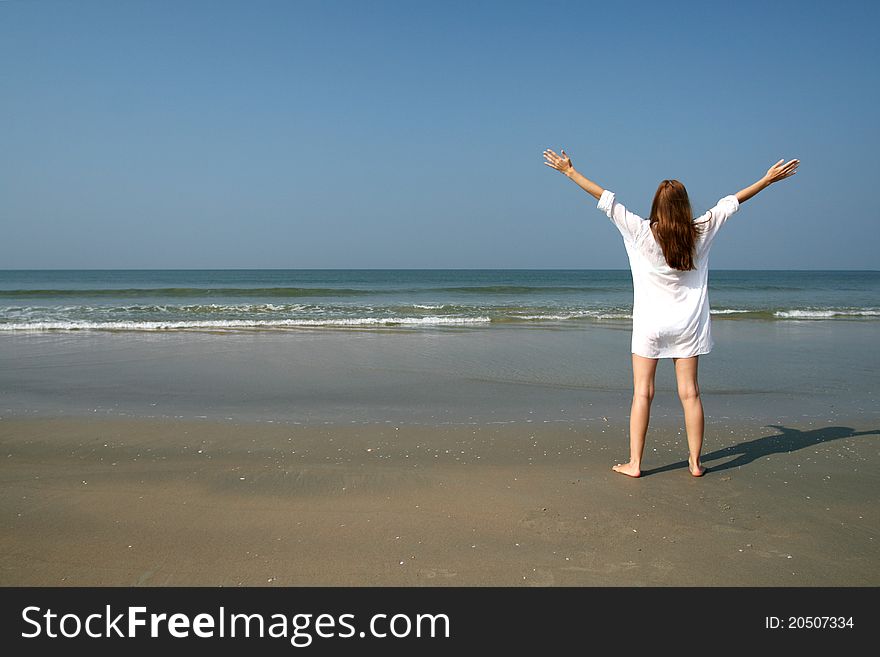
[613,353,658,478]
[673,355,706,476]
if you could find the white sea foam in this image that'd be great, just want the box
[0,316,493,332]
[2,303,313,315]
[515,310,608,321]
[595,312,633,320]
[710,309,752,315]
[774,309,880,319]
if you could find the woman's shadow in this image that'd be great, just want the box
[643,424,879,476]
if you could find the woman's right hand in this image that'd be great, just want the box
[763,158,800,184]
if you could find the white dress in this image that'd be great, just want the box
[597,189,740,359]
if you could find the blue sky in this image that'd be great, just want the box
[1,0,877,269]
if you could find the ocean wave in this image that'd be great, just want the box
[0,287,374,299]
[510,310,631,321]
[514,313,590,321]
[3,304,878,332]
[0,316,493,332]
[713,284,804,292]
[432,285,606,294]
[594,313,633,320]
[0,284,616,299]
[773,309,880,319]
[0,303,314,314]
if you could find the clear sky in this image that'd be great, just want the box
[1,0,877,269]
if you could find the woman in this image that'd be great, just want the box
[543,149,799,478]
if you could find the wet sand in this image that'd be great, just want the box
[1,416,876,586]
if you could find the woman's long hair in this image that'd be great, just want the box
[648,179,708,271]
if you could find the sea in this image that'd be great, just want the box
[2,270,877,425]
[0,269,878,331]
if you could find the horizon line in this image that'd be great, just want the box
[0,267,877,273]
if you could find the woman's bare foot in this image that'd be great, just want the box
[612,461,641,478]
[688,458,706,477]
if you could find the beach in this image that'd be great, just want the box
[1,416,876,586]
[1,307,878,586]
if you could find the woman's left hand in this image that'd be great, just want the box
[543,148,574,175]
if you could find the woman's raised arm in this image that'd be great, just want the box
[543,148,604,200]
[735,158,800,204]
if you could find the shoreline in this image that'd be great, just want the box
[1,416,876,586]
[3,319,878,427]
